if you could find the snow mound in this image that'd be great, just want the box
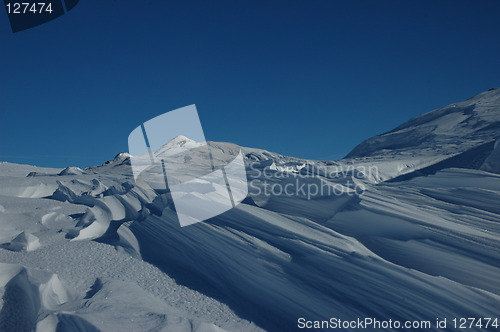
[73,186,156,241]
[0,232,40,252]
[0,263,77,331]
[51,179,109,204]
[58,166,84,176]
[36,314,101,332]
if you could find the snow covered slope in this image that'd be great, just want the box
[344,88,500,181]
[0,162,261,332]
[1,89,500,331]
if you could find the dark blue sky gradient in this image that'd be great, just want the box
[1,0,500,167]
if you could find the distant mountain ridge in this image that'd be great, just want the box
[103,88,500,184]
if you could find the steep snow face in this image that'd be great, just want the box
[348,88,500,158]
[344,88,500,181]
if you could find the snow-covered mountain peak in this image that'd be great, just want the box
[165,135,196,146]
[153,135,204,159]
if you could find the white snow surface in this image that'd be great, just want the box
[1,89,500,331]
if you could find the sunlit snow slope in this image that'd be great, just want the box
[1,88,500,331]
[345,88,500,182]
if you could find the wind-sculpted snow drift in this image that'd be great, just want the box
[0,88,499,331]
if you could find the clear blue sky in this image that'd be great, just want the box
[1,0,499,168]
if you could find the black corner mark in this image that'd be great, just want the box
[3,0,80,33]
[63,0,78,11]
